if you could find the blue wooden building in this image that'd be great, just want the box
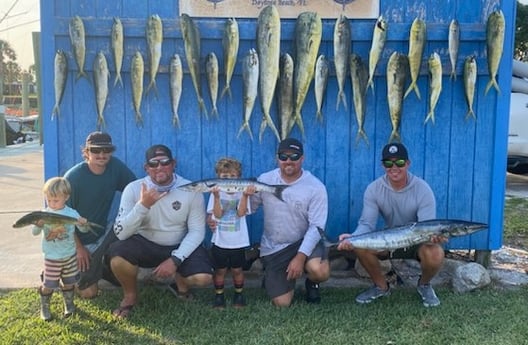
[40,0,516,249]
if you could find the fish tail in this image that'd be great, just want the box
[356,128,369,147]
[273,184,289,202]
[465,108,476,121]
[316,109,323,122]
[294,111,305,140]
[389,129,401,143]
[211,106,219,118]
[404,81,421,100]
[76,70,90,83]
[97,114,106,130]
[336,90,348,111]
[450,70,456,81]
[237,122,253,141]
[198,98,208,119]
[135,111,143,127]
[367,77,375,94]
[114,73,123,88]
[485,77,501,96]
[424,111,435,125]
[220,85,232,101]
[146,80,159,99]
[172,113,181,128]
[52,105,60,120]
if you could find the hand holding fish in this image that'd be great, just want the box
[45,226,66,241]
[337,233,354,251]
[140,183,168,208]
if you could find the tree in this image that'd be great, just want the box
[515,1,528,61]
[0,39,19,99]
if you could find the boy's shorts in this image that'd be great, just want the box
[210,244,247,270]
[43,254,79,289]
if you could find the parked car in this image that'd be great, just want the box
[507,92,528,174]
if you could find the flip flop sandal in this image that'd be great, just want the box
[113,304,134,319]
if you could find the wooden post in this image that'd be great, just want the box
[22,72,29,117]
[32,32,42,144]
[474,250,492,268]
[0,105,6,148]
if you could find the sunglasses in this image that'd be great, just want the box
[147,158,173,168]
[89,147,113,154]
[278,152,302,162]
[382,159,407,168]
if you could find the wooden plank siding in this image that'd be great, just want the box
[40,0,515,249]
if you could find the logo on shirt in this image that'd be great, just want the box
[172,201,181,211]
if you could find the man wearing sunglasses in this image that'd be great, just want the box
[108,144,213,318]
[338,143,444,308]
[64,131,136,299]
[251,138,329,307]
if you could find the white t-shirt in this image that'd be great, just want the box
[207,191,251,249]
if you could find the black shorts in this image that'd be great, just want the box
[107,234,213,277]
[210,245,247,270]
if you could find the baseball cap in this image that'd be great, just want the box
[381,143,409,161]
[85,131,115,149]
[145,144,173,161]
[277,138,303,155]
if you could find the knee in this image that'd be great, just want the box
[272,294,292,307]
[77,284,98,299]
[306,261,330,282]
[420,245,444,265]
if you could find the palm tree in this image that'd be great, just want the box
[0,39,18,103]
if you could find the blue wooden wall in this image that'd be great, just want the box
[40,0,515,250]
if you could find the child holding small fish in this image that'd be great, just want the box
[33,177,87,321]
[207,157,256,308]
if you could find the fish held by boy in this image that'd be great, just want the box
[13,211,103,236]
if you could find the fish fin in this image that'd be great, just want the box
[424,111,435,125]
[146,80,159,100]
[404,82,421,100]
[52,105,60,120]
[172,113,181,128]
[198,98,208,119]
[273,184,289,202]
[465,109,476,121]
[220,85,232,101]
[485,77,501,96]
[336,90,348,111]
[294,112,306,140]
[97,114,106,130]
[367,77,375,94]
[450,70,457,81]
[388,129,401,143]
[135,111,143,128]
[355,129,369,147]
[76,71,90,83]
[211,106,219,118]
[237,122,253,141]
[316,109,323,122]
[114,74,123,88]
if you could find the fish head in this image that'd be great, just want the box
[444,221,488,237]
[377,16,387,31]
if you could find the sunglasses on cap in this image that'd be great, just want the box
[147,158,173,168]
[89,147,113,154]
[278,152,302,162]
[382,159,407,168]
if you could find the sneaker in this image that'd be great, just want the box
[232,292,246,308]
[417,283,440,307]
[355,284,391,304]
[168,283,194,301]
[305,278,321,304]
[213,294,226,309]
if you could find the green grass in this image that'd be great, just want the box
[503,197,528,246]
[2,285,528,345]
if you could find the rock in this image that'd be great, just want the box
[354,258,392,278]
[452,262,491,293]
[488,268,528,289]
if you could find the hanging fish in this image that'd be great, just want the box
[425,52,442,125]
[52,50,68,120]
[448,19,460,81]
[404,18,426,100]
[69,16,88,82]
[367,15,387,93]
[238,49,259,140]
[314,54,329,123]
[146,14,163,98]
[278,53,294,140]
[463,56,477,120]
[485,10,505,95]
[334,14,351,111]
[350,53,369,146]
[386,52,409,143]
[111,17,124,88]
[130,51,144,126]
[93,51,110,129]
[169,54,183,128]
[205,52,219,118]
[221,18,239,101]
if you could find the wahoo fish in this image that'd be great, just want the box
[367,16,387,93]
[205,52,219,117]
[169,54,183,128]
[13,211,103,236]
[111,17,124,87]
[425,52,442,125]
[69,16,88,81]
[350,53,369,146]
[386,52,409,143]
[221,18,239,101]
[181,13,207,117]
[293,11,322,139]
[485,10,505,95]
[334,14,351,111]
[238,49,259,140]
[146,14,163,97]
[178,178,289,202]
[257,5,281,142]
[404,18,426,100]
[463,55,477,120]
[279,53,294,140]
[131,51,144,126]
[448,19,460,81]
[52,50,68,120]
[93,51,110,129]
[314,54,329,122]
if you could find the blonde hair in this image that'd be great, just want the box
[43,177,71,197]
[215,157,242,177]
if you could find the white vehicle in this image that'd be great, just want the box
[508,92,528,174]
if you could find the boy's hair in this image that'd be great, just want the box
[43,177,72,197]
[215,157,242,177]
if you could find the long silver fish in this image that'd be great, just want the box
[314,54,329,123]
[485,10,505,95]
[463,55,477,120]
[386,52,409,143]
[169,54,183,128]
[205,52,219,117]
[131,51,144,126]
[220,18,239,101]
[238,49,259,140]
[52,50,68,120]
[334,14,351,111]
[146,14,163,98]
[181,13,207,117]
[425,52,442,125]
[178,178,289,201]
[111,17,124,88]
[404,18,426,100]
[350,53,369,146]
[293,11,322,139]
[69,16,88,81]
[93,51,110,129]
[448,19,459,81]
[257,5,281,142]
[13,211,103,236]
[279,53,294,139]
[367,15,387,93]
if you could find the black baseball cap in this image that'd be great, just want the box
[381,143,409,161]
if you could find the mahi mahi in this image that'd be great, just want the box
[111,17,124,88]
[221,18,239,101]
[146,14,163,98]
[279,53,295,140]
[52,50,68,120]
[169,54,183,128]
[425,52,442,125]
[350,53,369,147]
[69,16,89,82]
[205,52,219,118]
[463,55,477,120]
[238,49,259,140]
[314,54,329,123]
[404,18,426,100]
[93,51,110,129]
[448,19,460,81]
[367,15,387,93]
[131,51,144,126]
[386,52,409,143]
[334,14,351,111]
[485,10,505,95]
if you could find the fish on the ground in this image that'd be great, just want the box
[448,19,460,81]
[146,14,163,98]
[425,52,442,125]
[293,11,322,139]
[463,55,477,120]
[169,54,183,128]
[278,53,294,139]
[178,178,289,202]
[93,51,110,129]
[386,52,409,143]
[205,52,219,117]
[131,51,144,126]
[221,18,239,101]
[13,211,103,236]
[111,17,124,88]
[52,50,68,120]
[367,15,387,93]
[334,14,351,111]
[181,13,207,117]
[69,16,88,81]
[257,5,281,142]
[350,53,369,146]
[485,10,505,95]
[404,18,426,100]
[314,54,329,123]
[238,49,259,140]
